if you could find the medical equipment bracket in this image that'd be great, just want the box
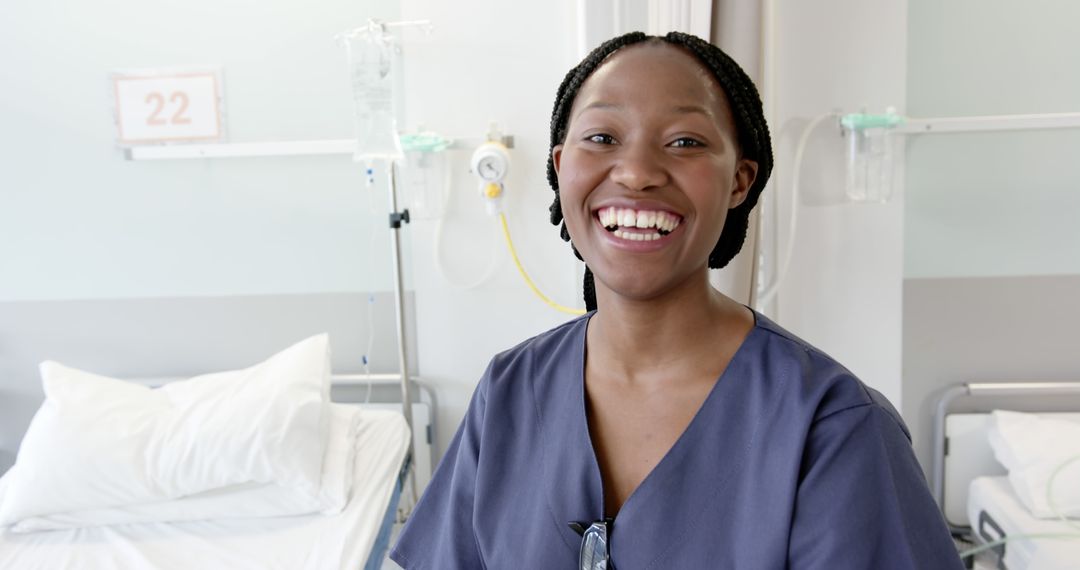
[389,209,410,229]
[123,136,514,160]
[893,111,1080,135]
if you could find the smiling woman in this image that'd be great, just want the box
[550,37,760,314]
[390,31,964,570]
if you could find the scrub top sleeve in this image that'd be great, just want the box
[389,370,488,570]
[787,403,964,570]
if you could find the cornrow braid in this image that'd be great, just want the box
[546,31,774,312]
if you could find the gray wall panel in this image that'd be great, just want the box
[902,275,1080,479]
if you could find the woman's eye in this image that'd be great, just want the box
[586,134,615,145]
[670,137,704,148]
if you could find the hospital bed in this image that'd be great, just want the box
[932,382,1080,569]
[0,341,435,570]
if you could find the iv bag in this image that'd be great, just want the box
[344,23,404,163]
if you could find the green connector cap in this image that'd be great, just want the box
[840,112,904,130]
[400,132,453,153]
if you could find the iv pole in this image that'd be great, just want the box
[340,18,431,519]
[386,163,419,514]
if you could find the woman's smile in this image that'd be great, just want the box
[592,203,684,253]
[596,206,682,238]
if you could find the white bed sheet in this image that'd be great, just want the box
[967,476,1080,570]
[0,409,409,570]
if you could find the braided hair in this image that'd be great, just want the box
[546,31,773,311]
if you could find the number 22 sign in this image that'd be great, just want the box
[112,68,224,145]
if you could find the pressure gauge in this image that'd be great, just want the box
[470,142,510,183]
[471,141,511,215]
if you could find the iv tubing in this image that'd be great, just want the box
[498,213,586,316]
[1047,452,1080,530]
[433,214,499,289]
[755,112,836,309]
[958,532,1080,560]
[362,166,377,404]
[432,199,500,290]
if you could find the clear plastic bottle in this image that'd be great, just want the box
[842,109,900,203]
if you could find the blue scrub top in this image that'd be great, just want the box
[391,312,963,569]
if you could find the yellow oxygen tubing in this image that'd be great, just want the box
[498,212,586,316]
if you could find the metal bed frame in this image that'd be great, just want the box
[931,381,1080,534]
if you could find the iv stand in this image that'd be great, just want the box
[386,162,419,517]
[340,18,431,519]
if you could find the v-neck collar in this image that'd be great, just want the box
[540,309,779,565]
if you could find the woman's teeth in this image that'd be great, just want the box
[612,229,661,241]
[597,206,681,241]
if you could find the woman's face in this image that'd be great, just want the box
[553,43,758,304]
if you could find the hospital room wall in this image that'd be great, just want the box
[0,0,422,472]
[767,0,907,407]
[0,0,406,301]
[396,0,584,456]
[773,0,1080,477]
[902,0,1080,479]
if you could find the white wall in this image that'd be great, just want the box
[0,0,402,301]
[397,0,584,455]
[905,0,1080,279]
[768,0,907,406]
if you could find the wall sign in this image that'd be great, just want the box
[112,67,224,145]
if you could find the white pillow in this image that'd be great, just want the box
[0,334,331,526]
[987,410,1080,519]
[3,403,362,532]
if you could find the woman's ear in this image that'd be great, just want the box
[729,158,759,209]
[552,144,564,176]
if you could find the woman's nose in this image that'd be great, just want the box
[609,144,668,192]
